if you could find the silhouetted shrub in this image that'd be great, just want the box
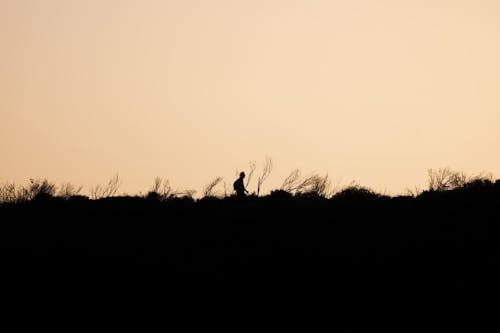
[280,169,331,197]
[146,177,174,201]
[332,185,384,201]
[427,168,467,191]
[462,178,494,190]
[269,189,293,199]
[295,174,331,197]
[90,174,121,199]
[18,178,57,201]
[244,161,256,190]
[146,191,162,201]
[1,180,86,203]
[57,183,83,199]
[427,168,494,192]
[203,177,223,198]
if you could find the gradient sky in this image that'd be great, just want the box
[1,0,499,196]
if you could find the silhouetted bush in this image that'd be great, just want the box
[145,191,162,201]
[0,180,84,203]
[332,185,385,201]
[462,178,494,190]
[427,167,494,192]
[20,178,57,201]
[279,169,331,197]
[57,183,83,199]
[203,177,223,198]
[90,174,121,199]
[146,177,174,201]
[269,189,293,199]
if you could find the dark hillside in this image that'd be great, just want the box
[1,182,499,297]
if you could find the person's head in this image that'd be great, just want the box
[240,172,245,179]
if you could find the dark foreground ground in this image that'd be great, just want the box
[1,184,499,314]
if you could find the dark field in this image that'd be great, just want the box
[2,182,499,299]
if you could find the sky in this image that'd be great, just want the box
[1,0,499,196]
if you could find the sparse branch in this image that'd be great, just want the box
[151,177,162,194]
[104,174,121,197]
[246,161,256,188]
[90,174,121,199]
[257,157,273,196]
[280,169,331,197]
[147,177,173,200]
[90,185,101,200]
[428,168,467,191]
[57,183,83,199]
[203,177,223,198]
[308,174,331,197]
[281,169,301,193]
[295,174,318,194]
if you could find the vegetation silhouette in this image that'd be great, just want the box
[0,167,499,299]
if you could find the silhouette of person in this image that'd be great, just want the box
[233,172,248,197]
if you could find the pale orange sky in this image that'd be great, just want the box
[1,0,499,196]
